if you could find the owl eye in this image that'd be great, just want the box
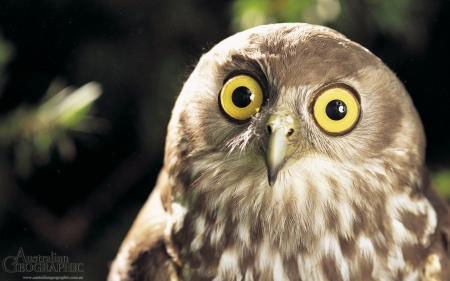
[312,85,360,135]
[219,75,263,121]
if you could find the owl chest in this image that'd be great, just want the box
[170,203,436,281]
[176,227,376,281]
[175,226,304,281]
[173,214,359,281]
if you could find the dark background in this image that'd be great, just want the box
[0,0,449,280]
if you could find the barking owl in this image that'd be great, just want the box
[108,23,450,281]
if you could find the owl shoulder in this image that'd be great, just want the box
[108,169,176,281]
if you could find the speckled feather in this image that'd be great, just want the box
[108,23,450,281]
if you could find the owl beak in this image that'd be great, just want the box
[266,114,297,186]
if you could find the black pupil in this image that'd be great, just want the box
[326,100,347,120]
[232,87,253,108]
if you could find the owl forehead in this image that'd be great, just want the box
[210,23,379,90]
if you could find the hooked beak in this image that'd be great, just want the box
[266,113,298,186]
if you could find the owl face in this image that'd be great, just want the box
[168,23,425,190]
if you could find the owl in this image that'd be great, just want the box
[108,23,450,281]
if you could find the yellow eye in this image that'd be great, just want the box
[219,75,263,121]
[312,85,360,135]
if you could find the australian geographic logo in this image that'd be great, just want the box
[2,248,84,273]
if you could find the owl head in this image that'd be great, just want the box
[165,23,428,245]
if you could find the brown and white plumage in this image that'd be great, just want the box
[108,23,450,281]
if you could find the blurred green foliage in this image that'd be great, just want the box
[0,32,13,95]
[231,0,341,31]
[0,32,104,178]
[0,27,106,181]
[0,79,105,178]
[432,171,450,200]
